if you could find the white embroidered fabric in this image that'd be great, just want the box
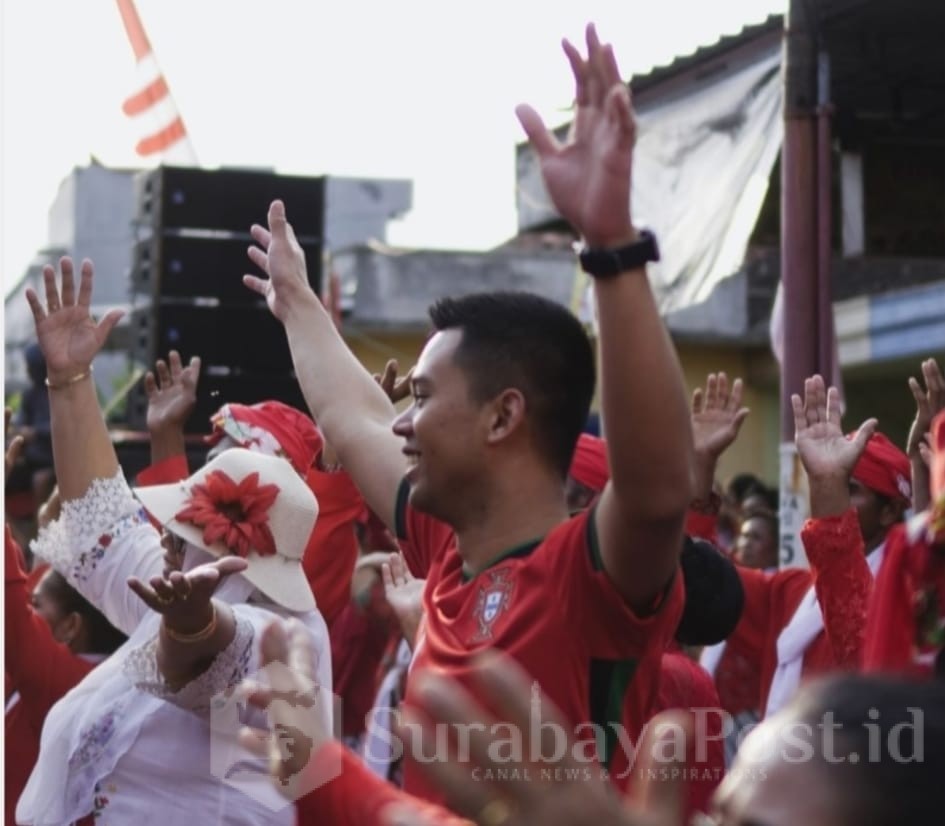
[31,469,141,575]
[123,611,255,714]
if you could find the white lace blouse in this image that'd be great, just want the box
[16,470,332,826]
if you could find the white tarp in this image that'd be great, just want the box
[518,41,784,316]
[632,42,783,311]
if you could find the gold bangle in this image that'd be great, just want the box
[163,603,217,644]
[45,366,93,390]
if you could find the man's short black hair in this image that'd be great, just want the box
[429,292,595,478]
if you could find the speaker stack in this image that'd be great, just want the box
[125,167,325,434]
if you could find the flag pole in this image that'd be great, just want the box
[778,0,819,568]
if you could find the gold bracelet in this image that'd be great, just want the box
[163,603,218,644]
[45,366,94,390]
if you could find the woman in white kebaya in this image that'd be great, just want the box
[16,257,331,826]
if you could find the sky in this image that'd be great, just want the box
[0,0,787,298]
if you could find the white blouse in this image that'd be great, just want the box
[17,469,332,826]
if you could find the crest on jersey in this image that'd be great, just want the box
[472,570,513,642]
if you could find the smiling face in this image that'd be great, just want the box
[392,329,494,524]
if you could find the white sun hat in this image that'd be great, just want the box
[133,448,318,612]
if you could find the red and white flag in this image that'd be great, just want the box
[116,0,197,164]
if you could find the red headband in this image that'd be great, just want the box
[851,431,911,503]
[206,401,323,476]
[569,434,610,493]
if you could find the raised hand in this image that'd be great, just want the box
[374,359,415,405]
[244,200,316,323]
[381,552,425,647]
[237,619,329,800]
[793,375,878,520]
[37,486,62,530]
[24,258,124,385]
[907,358,945,460]
[691,373,750,459]
[906,358,945,511]
[793,375,876,481]
[516,24,637,248]
[144,350,201,434]
[4,408,25,483]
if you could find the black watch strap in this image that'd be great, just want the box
[577,230,660,278]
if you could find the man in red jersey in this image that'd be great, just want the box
[244,22,692,814]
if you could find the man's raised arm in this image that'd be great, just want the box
[244,201,405,530]
[517,24,692,612]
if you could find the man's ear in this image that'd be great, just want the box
[485,389,527,445]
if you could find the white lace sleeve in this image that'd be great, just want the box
[30,468,165,636]
[123,608,256,715]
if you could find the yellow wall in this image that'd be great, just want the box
[343,329,425,378]
[341,328,782,488]
[675,342,781,487]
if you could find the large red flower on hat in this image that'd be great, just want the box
[175,470,280,558]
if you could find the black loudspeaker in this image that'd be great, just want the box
[121,166,325,434]
[132,303,296,373]
[137,166,325,236]
[131,234,322,306]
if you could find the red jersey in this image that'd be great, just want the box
[394,482,684,805]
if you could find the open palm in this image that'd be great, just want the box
[516,25,637,248]
[793,375,875,479]
[145,350,201,432]
[691,372,750,458]
[244,200,313,323]
[25,258,123,380]
[382,552,425,643]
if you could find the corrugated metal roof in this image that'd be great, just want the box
[629,14,784,94]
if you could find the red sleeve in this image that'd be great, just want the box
[135,454,190,486]
[550,508,684,659]
[685,510,719,546]
[801,508,871,669]
[303,467,365,626]
[5,524,95,731]
[729,566,776,665]
[393,480,456,578]
[295,742,469,826]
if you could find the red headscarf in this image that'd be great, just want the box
[569,434,610,492]
[851,431,912,504]
[206,401,323,476]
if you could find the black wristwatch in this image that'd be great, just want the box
[577,229,660,278]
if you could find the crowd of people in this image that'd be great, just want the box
[5,23,944,826]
